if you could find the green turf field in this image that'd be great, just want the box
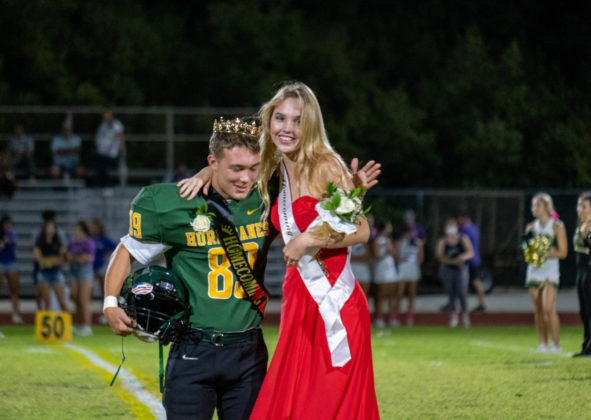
[0,325,589,419]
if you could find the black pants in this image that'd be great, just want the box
[163,328,268,420]
[576,266,591,354]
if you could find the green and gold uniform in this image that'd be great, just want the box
[127,182,269,332]
[124,183,270,419]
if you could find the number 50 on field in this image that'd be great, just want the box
[35,311,73,343]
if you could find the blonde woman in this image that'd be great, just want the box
[524,193,567,353]
[248,82,379,419]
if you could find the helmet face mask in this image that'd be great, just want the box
[121,266,191,345]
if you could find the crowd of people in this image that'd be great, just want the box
[0,209,116,337]
[3,83,591,419]
[354,208,485,329]
[0,109,125,194]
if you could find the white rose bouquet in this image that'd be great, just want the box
[309,182,371,241]
[190,203,215,232]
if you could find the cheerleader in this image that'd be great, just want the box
[372,221,398,327]
[395,223,424,326]
[524,193,567,353]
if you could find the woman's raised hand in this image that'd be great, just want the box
[350,158,381,190]
[177,167,213,200]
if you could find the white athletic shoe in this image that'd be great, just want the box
[547,344,562,354]
[462,313,471,329]
[76,326,93,336]
[0,331,5,338]
[535,343,548,353]
[449,314,459,328]
[12,314,24,325]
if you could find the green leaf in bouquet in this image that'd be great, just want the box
[349,187,361,198]
[331,193,341,208]
[326,182,337,196]
[321,200,336,211]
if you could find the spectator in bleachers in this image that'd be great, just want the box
[67,221,95,336]
[89,218,116,324]
[50,120,85,180]
[7,124,35,181]
[33,220,68,311]
[0,215,23,324]
[0,153,18,199]
[95,109,124,188]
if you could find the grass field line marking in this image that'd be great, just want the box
[470,340,574,357]
[63,343,165,420]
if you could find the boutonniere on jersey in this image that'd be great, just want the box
[191,203,215,232]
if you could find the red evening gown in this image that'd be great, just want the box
[250,196,379,419]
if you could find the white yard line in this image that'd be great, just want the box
[64,343,166,420]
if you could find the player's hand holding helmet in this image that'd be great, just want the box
[120,265,191,345]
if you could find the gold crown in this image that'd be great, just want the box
[213,117,261,139]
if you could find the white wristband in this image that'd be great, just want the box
[103,295,119,312]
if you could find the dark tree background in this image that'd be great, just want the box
[1,0,590,188]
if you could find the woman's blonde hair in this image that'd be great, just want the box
[258,82,349,217]
[532,192,555,217]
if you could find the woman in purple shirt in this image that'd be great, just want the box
[67,221,95,336]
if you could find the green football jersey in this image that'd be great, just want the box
[128,183,268,332]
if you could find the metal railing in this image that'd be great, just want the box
[0,105,257,183]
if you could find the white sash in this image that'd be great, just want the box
[278,162,354,367]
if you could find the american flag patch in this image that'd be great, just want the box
[132,282,154,295]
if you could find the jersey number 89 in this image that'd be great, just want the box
[208,242,258,299]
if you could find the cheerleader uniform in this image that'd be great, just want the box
[397,238,421,281]
[373,236,397,284]
[350,242,372,284]
[525,219,559,288]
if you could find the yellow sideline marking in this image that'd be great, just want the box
[63,343,163,419]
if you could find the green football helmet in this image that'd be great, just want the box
[120,265,191,345]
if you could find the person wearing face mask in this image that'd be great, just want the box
[524,193,567,354]
[435,218,474,328]
[573,192,591,357]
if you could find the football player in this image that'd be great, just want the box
[104,118,269,420]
